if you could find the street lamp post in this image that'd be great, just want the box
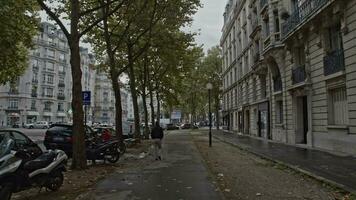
[206,83,213,147]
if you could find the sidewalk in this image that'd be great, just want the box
[213,130,356,194]
[90,131,223,200]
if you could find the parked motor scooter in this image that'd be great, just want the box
[0,137,68,200]
[87,139,121,163]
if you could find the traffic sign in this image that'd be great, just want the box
[82,91,91,105]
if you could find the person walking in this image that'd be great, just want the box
[151,122,164,160]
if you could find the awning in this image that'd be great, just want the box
[8,113,20,117]
[43,112,53,116]
[57,112,66,117]
[26,111,39,116]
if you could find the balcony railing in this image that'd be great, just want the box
[323,49,345,76]
[58,82,65,87]
[31,92,38,97]
[282,0,329,39]
[32,79,38,84]
[292,65,306,84]
[58,95,65,100]
[273,76,282,92]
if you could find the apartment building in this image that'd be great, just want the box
[0,22,72,126]
[93,72,132,125]
[221,0,356,155]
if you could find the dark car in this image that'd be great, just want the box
[166,124,179,130]
[44,124,95,156]
[181,123,192,129]
[94,127,133,140]
[0,129,42,160]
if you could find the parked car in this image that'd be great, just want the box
[28,121,49,129]
[181,123,192,129]
[44,124,95,156]
[166,124,180,130]
[23,123,34,129]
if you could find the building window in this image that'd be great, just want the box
[274,11,280,33]
[46,62,55,71]
[31,100,36,110]
[58,103,64,112]
[328,87,348,125]
[252,78,257,101]
[59,65,65,73]
[59,52,65,62]
[58,88,64,96]
[47,49,55,58]
[45,88,53,97]
[294,46,306,66]
[327,24,343,52]
[44,102,52,112]
[276,100,283,124]
[9,99,19,109]
[47,75,54,84]
[32,59,40,67]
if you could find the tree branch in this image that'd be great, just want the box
[37,0,70,39]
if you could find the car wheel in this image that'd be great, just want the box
[29,126,33,129]
[43,126,48,129]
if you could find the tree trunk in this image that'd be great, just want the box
[149,85,155,126]
[156,91,160,125]
[215,94,220,130]
[142,92,149,139]
[111,73,123,142]
[102,3,123,144]
[70,0,86,169]
[127,45,141,141]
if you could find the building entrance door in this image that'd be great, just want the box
[296,96,308,144]
[258,102,270,139]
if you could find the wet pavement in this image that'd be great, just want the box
[213,130,356,193]
[92,131,223,200]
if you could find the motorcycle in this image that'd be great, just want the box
[0,137,68,200]
[87,139,121,163]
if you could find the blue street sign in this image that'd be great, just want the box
[82,91,91,105]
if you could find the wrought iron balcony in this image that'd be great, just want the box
[31,92,38,97]
[32,79,38,84]
[57,95,65,100]
[58,82,65,87]
[282,0,329,39]
[292,65,306,84]
[273,76,282,92]
[323,49,345,76]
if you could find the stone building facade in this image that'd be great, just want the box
[0,22,72,126]
[221,0,356,155]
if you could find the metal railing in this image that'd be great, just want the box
[292,65,306,84]
[58,82,65,87]
[282,0,329,39]
[323,49,345,76]
[273,76,282,92]
[57,95,65,100]
[31,92,38,97]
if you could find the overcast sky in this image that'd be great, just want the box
[189,0,225,52]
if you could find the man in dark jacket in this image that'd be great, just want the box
[151,122,164,160]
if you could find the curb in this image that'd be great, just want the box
[213,134,356,196]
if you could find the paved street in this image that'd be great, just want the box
[213,130,356,194]
[91,130,223,200]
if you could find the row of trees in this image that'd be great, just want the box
[0,0,222,170]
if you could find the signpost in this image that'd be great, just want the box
[82,91,91,126]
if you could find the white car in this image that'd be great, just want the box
[29,121,49,129]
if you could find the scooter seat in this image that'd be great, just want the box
[24,152,56,171]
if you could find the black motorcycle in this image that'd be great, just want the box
[87,139,121,163]
[0,137,68,200]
